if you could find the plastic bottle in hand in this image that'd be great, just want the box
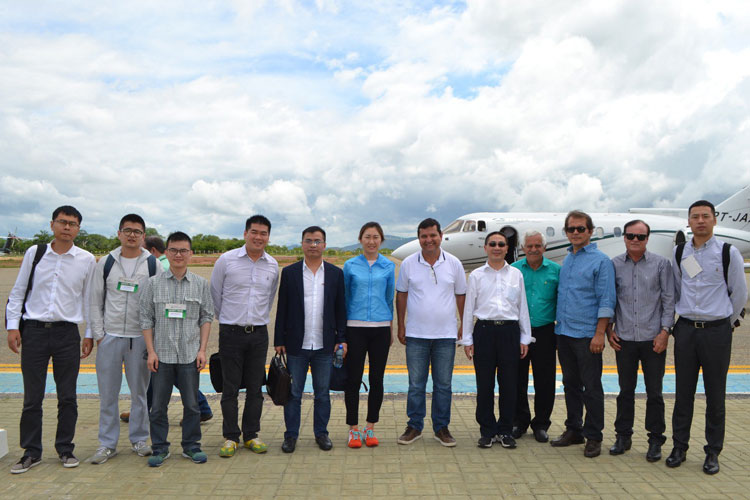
[333,344,344,368]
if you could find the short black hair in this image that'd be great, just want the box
[246,214,271,232]
[119,213,146,231]
[417,217,441,236]
[358,221,385,241]
[166,231,192,249]
[484,231,507,246]
[302,226,326,242]
[564,210,594,231]
[52,205,82,224]
[688,199,716,216]
[623,219,650,236]
[144,236,165,254]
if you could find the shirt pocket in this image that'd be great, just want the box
[185,297,202,320]
[506,284,520,304]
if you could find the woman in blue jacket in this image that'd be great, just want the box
[343,221,396,448]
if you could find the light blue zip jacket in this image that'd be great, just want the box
[343,254,395,322]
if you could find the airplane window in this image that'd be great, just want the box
[463,221,476,232]
[443,220,464,234]
[546,226,554,237]
[478,220,486,232]
[595,227,604,237]
[614,227,621,237]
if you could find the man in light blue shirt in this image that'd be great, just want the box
[550,210,616,458]
[666,200,748,475]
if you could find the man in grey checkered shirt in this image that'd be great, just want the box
[139,231,214,467]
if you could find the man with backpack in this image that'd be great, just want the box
[86,214,161,464]
[666,200,747,474]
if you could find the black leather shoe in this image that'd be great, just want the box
[281,437,296,453]
[665,447,686,468]
[511,426,525,439]
[315,434,333,451]
[533,429,549,443]
[584,439,602,458]
[646,442,662,462]
[703,453,719,475]
[550,429,584,447]
[609,435,632,455]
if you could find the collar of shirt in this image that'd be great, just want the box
[519,257,552,270]
[689,235,719,251]
[356,253,388,267]
[165,269,193,282]
[480,262,510,274]
[624,250,651,263]
[236,246,272,263]
[302,259,325,276]
[567,241,598,254]
[417,250,446,267]
[48,242,83,258]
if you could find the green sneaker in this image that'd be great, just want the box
[219,440,238,457]
[244,438,268,454]
[182,449,208,464]
[148,451,170,467]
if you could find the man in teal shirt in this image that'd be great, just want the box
[511,230,560,443]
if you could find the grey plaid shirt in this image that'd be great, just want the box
[139,269,214,364]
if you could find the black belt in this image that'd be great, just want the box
[477,319,518,327]
[221,323,267,334]
[25,320,76,329]
[677,317,730,329]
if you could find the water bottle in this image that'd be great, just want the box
[333,344,344,368]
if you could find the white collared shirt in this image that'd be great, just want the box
[211,246,279,326]
[395,249,467,339]
[460,262,532,346]
[301,260,325,349]
[6,243,96,336]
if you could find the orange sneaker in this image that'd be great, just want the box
[348,430,363,448]
[364,428,379,447]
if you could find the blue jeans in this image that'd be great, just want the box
[284,349,332,439]
[150,362,201,454]
[405,337,455,433]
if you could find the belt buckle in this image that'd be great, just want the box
[695,321,706,329]
[44,322,53,328]
[494,320,505,326]
[244,325,255,333]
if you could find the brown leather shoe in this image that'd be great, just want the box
[550,429,584,447]
[119,412,130,423]
[434,427,456,447]
[584,439,602,458]
[397,426,422,445]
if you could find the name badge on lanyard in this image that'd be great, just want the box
[117,277,139,293]
[165,303,187,319]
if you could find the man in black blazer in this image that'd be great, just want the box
[274,226,347,453]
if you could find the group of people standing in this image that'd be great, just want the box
[4,200,747,478]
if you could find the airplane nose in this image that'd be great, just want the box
[392,239,419,261]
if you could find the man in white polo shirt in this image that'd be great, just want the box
[396,218,467,447]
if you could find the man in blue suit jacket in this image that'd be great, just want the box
[274,226,347,453]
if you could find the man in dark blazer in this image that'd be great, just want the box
[274,226,347,453]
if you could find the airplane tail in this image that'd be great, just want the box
[716,186,750,231]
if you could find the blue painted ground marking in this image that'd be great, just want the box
[1,372,749,395]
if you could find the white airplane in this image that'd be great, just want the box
[391,186,750,269]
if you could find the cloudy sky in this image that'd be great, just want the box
[1,0,749,246]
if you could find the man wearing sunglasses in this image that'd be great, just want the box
[7,206,96,473]
[461,232,531,449]
[607,220,674,462]
[551,211,615,458]
[666,200,747,474]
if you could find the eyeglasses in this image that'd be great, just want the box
[121,228,145,236]
[565,226,588,234]
[624,233,647,241]
[166,248,191,256]
[54,219,80,228]
[302,239,324,246]
[487,241,506,248]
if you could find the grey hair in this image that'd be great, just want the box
[522,229,547,247]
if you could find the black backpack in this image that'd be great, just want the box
[102,253,157,299]
[4,243,47,332]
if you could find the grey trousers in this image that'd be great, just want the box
[95,334,150,448]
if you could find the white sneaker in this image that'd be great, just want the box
[132,441,153,457]
[89,447,116,465]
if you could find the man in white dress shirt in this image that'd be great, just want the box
[461,231,531,449]
[212,215,279,458]
[6,206,96,474]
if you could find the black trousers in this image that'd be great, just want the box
[514,322,556,432]
[20,322,80,458]
[614,340,666,444]
[218,325,269,442]
[344,326,391,425]
[473,321,520,438]
[557,334,604,441]
[672,318,732,455]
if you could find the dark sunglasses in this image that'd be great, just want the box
[487,241,506,247]
[624,233,647,241]
[565,226,588,234]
